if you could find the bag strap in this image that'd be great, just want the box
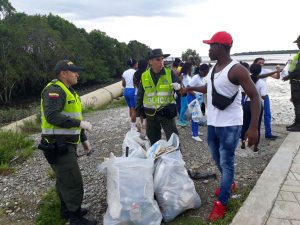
[210,63,238,102]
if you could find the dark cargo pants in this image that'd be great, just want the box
[291,83,300,124]
[146,113,179,145]
[50,144,83,211]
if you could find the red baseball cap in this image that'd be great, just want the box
[203,31,233,47]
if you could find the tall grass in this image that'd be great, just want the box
[0,130,35,171]
[82,97,127,114]
[0,107,39,126]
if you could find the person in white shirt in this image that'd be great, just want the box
[122,59,138,130]
[253,57,282,140]
[241,64,267,152]
[177,62,192,126]
[180,31,261,221]
[187,64,209,141]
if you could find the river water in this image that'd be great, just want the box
[201,53,297,65]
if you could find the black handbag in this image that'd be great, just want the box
[211,64,238,110]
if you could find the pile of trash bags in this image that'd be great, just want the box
[98,131,201,224]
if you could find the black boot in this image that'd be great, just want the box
[287,102,300,132]
[60,201,88,219]
[70,207,97,225]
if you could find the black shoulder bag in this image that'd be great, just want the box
[211,64,238,110]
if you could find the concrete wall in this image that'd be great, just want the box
[1,81,124,132]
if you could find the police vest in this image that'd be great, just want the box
[289,51,300,73]
[41,80,82,144]
[142,68,175,116]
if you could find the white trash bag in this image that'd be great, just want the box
[281,60,291,78]
[198,115,207,126]
[98,157,162,225]
[153,150,201,222]
[122,130,149,158]
[146,133,180,159]
[188,99,202,123]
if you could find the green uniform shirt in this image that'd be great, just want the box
[41,79,87,142]
[135,67,183,117]
[289,51,300,83]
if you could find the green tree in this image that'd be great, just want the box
[0,0,16,20]
[181,48,202,63]
[128,40,151,59]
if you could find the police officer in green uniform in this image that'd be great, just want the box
[40,60,96,225]
[135,49,185,145]
[283,35,300,131]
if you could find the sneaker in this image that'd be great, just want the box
[183,120,190,125]
[198,132,203,136]
[192,136,203,142]
[209,200,226,221]
[265,134,278,140]
[215,182,236,197]
[177,121,186,126]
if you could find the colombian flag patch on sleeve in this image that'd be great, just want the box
[49,93,59,98]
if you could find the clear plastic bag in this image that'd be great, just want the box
[122,130,149,158]
[188,99,202,123]
[98,157,162,225]
[198,115,207,126]
[146,133,179,159]
[153,151,201,222]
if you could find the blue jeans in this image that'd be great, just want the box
[187,94,199,136]
[179,97,188,122]
[264,95,272,136]
[207,125,242,206]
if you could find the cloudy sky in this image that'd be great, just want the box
[10,0,299,58]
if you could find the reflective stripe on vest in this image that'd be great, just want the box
[289,52,300,72]
[41,80,82,144]
[142,68,174,116]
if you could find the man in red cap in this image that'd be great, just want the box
[283,35,300,131]
[180,31,261,221]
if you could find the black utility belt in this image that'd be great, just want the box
[38,138,69,164]
[157,104,177,119]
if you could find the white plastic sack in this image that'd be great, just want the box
[153,150,201,222]
[184,106,192,121]
[146,133,179,159]
[281,60,291,77]
[188,99,202,123]
[122,130,149,158]
[98,157,162,225]
[198,115,207,126]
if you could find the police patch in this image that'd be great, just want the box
[49,98,57,106]
[68,100,75,104]
[163,79,168,84]
[145,86,153,90]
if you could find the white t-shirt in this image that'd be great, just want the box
[241,79,267,102]
[259,68,271,83]
[122,68,135,88]
[188,74,206,96]
[182,74,192,87]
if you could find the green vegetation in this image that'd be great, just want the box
[232,49,299,56]
[19,113,41,134]
[0,0,151,104]
[35,186,68,225]
[46,167,55,179]
[82,97,127,114]
[168,183,255,225]
[182,48,202,63]
[0,107,39,126]
[0,130,35,171]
